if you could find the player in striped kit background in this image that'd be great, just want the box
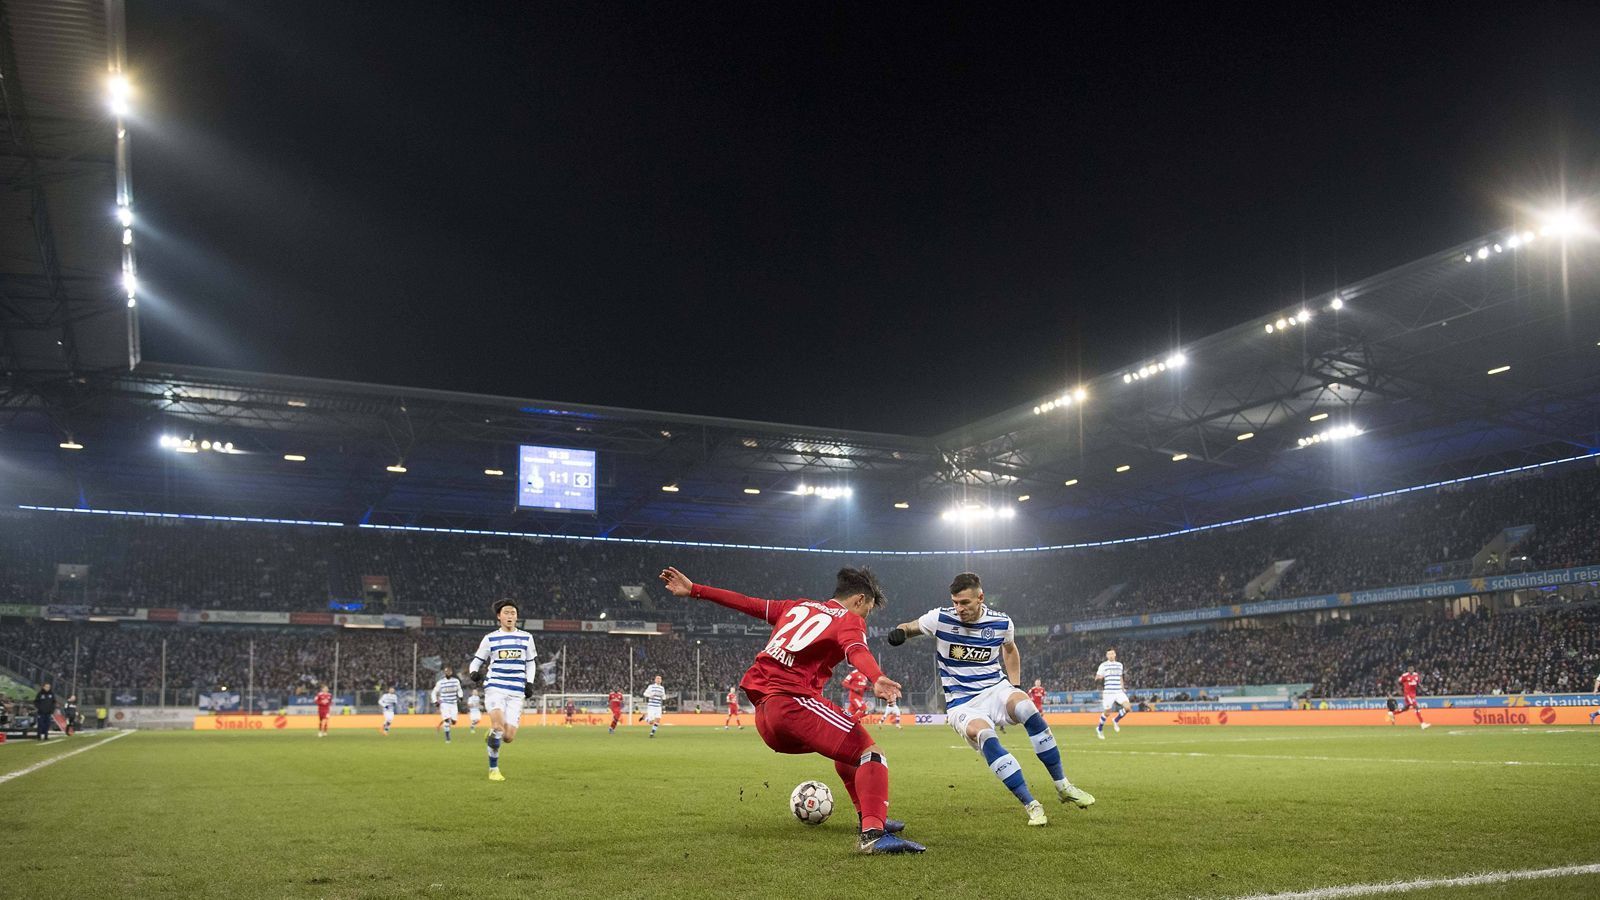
[643,675,666,737]
[432,666,463,743]
[889,572,1094,827]
[1095,649,1131,739]
[468,599,537,781]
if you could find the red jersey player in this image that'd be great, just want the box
[1396,668,1430,729]
[1028,679,1047,716]
[724,686,744,730]
[564,699,577,728]
[660,565,924,854]
[608,689,624,734]
[843,669,870,722]
[314,684,333,738]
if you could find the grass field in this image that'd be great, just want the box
[3,724,1598,899]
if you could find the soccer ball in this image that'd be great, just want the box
[790,780,834,826]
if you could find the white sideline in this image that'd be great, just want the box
[0,730,132,785]
[1226,862,1600,899]
[1073,748,1600,768]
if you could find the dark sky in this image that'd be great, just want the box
[126,2,1600,435]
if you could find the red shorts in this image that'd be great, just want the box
[317,709,330,720]
[609,705,622,716]
[1400,696,1418,711]
[755,695,872,763]
[727,705,739,715]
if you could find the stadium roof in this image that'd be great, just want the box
[3,214,1597,549]
[0,0,137,378]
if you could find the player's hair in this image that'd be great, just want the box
[493,597,518,616]
[833,567,885,609]
[949,572,982,595]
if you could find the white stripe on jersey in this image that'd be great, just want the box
[1097,660,1125,692]
[915,606,1014,708]
[379,692,398,711]
[644,684,666,708]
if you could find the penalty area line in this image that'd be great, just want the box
[1226,862,1600,899]
[0,729,132,785]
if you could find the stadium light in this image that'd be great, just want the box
[484,468,504,477]
[1540,207,1592,238]
[1063,478,1078,486]
[286,399,309,408]
[59,439,84,450]
[122,271,138,298]
[1309,412,1329,422]
[122,229,133,246]
[284,454,307,462]
[1476,246,1490,260]
[1487,365,1511,375]
[1329,296,1344,311]
[107,74,132,116]
[1264,323,1275,334]
[1297,424,1363,447]
[1017,494,1031,502]
[998,506,1016,519]
[661,484,679,492]
[893,501,909,509]
[1171,453,1188,462]
[386,463,407,474]
[116,205,133,228]
[1236,432,1255,441]
[743,487,762,495]
[1115,465,1130,473]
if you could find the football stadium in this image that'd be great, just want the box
[3,4,1599,899]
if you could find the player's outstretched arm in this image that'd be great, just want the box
[659,566,779,623]
[871,675,902,704]
[467,634,491,683]
[886,620,923,646]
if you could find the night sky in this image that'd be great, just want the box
[126,2,1600,435]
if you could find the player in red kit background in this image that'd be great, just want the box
[1028,679,1047,716]
[724,686,744,730]
[1396,668,1430,729]
[315,684,332,738]
[608,689,624,734]
[660,565,925,854]
[843,669,870,722]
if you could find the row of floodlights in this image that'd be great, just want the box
[159,435,237,454]
[1032,387,1088,416]
[1297,425,1363,448]
[940,504,1018,523]
[1123,353,1188,384]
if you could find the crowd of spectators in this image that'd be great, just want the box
[2,463,1597,631]
[4,596,1595,703]
[1020,601,1600,698]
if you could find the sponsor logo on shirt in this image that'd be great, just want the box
[948,644,995,663]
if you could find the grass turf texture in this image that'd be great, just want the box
[2,725,1597,899]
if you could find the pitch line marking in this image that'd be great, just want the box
[1072,747,1600,768]
[0,730,132,785]
[1225,862,1600,899]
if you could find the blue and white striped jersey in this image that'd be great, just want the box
[379,691,399,712]
[470,629,538,693]
[643,684,666,709]
[1096,660,1125,693]
[915,606,1014,709]
[431,676,462,705]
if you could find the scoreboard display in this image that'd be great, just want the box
[516,445,597,512]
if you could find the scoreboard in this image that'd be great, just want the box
[516,445,597,512]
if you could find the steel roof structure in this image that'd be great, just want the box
[1,1,1597,550]
[3,224,1596,550]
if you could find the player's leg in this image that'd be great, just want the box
[1005,690,1094,810]
[1113,698,1130,731]
[953,697,1040,822]
[1097,695,1112,738]
[769,695,921,853]
[485,697,507,778]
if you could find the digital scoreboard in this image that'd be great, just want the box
[516,445,597,512]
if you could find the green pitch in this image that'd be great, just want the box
[3,725,1597,899]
